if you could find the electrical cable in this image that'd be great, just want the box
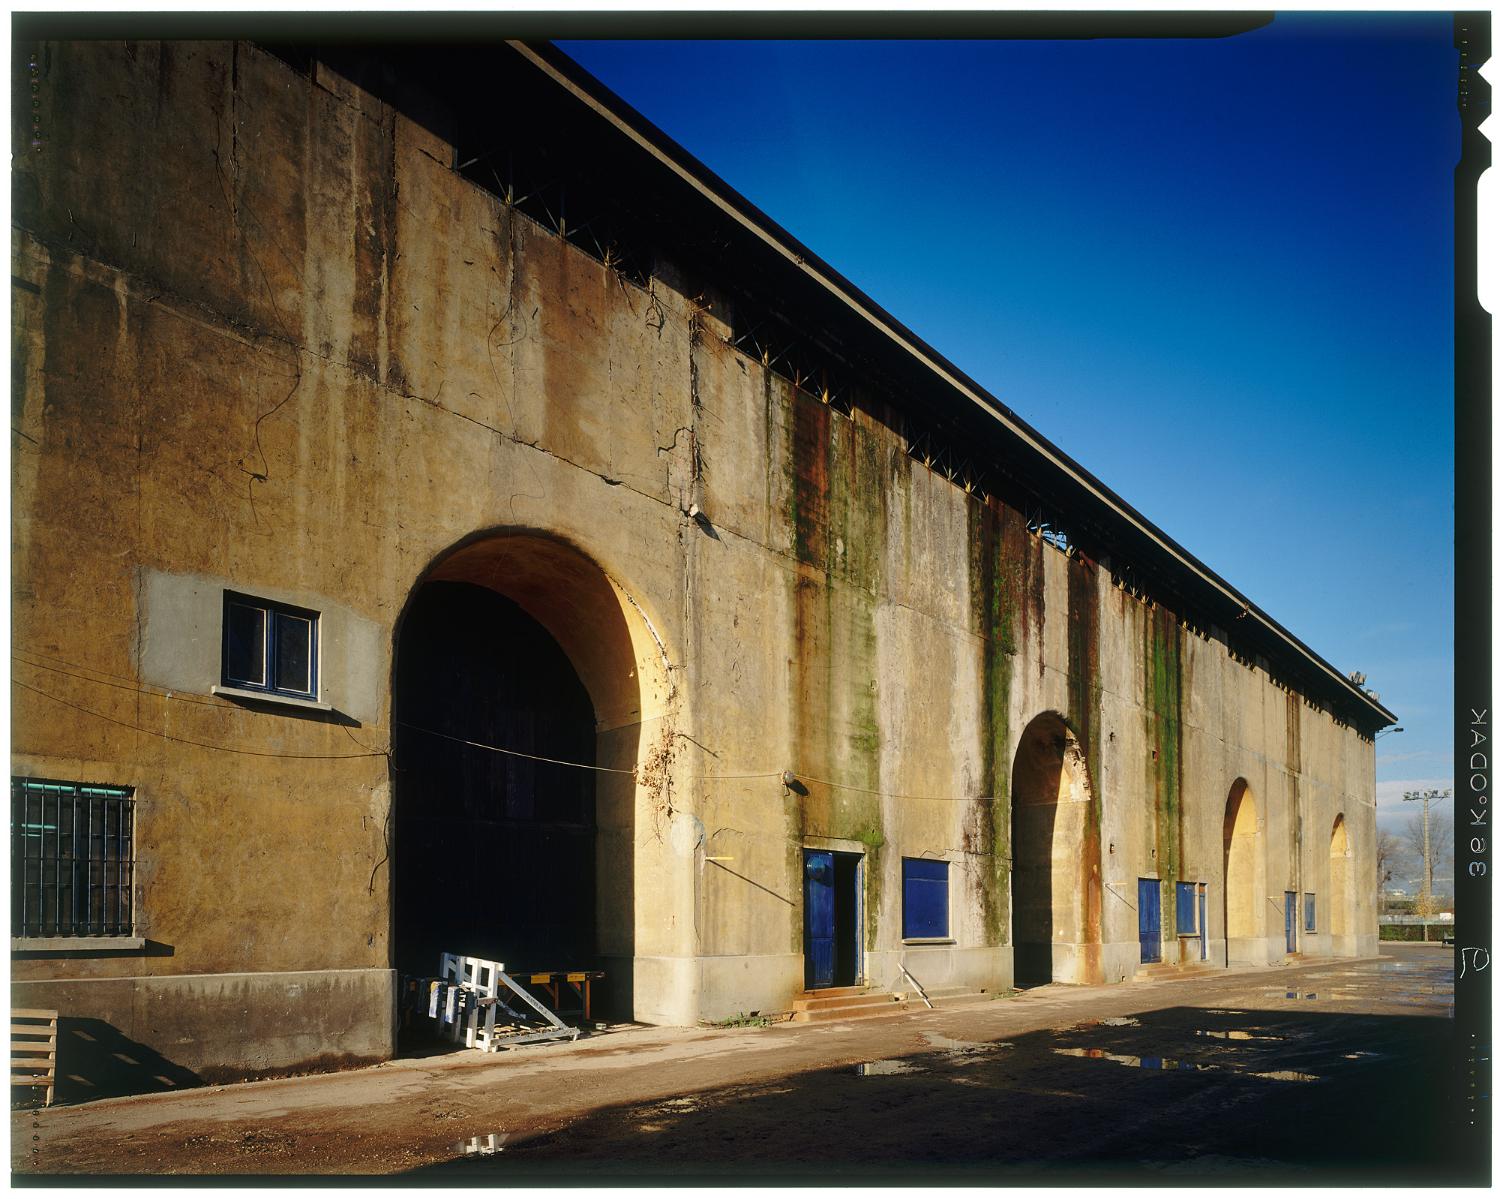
[13,653,228,709]
[12,679,387,761]
[395,720,638,775]
[14,663,1004,801]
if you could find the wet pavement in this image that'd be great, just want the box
[15,945,1471,1183]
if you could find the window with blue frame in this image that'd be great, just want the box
[1175,881,1200,934]
[1304,892,1317,932]
[222,592,318,699]
[902,857,949,939]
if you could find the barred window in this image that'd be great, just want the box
[11,778,134,938]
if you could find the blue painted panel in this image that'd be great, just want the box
[902,857,949,939]
[1199,885,1209,959]
[1138,878,1161,963]
[1175,881,1197,934]
[804,850,835,988]
[1285,890,1297,953]
[1304,893,1316,933]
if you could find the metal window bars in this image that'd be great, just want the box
[10,778,134,938]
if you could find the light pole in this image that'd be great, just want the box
[1403,787,1451,939]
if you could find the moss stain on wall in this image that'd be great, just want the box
[967,496,1035,946]
[1066,554,1104,964]
[788,388,887,951]
[1144,603,1185,937]
[1287,691,1303,891]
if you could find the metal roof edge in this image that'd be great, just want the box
[510,39,1398,733]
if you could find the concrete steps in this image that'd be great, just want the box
[788,987,907,1023]
[896,985,995,1010]
[1133,960,1223,983]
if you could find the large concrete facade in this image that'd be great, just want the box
[11,41,1389,1091]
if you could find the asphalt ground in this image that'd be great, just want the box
[11,943,1471,1184]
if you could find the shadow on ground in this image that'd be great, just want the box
[405,1003,1461,1185]
[32,1018,203,1106]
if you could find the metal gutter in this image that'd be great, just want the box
[509,40,1397,731]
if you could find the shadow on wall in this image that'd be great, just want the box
[42,1018,202,1105]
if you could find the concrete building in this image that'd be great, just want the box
[11,39,1395,1094]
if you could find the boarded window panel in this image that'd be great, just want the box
[1176,881,1198,934]
[225,602,267,686]
[902,858,948,939]
[1305,893,1317,932]
[275,612,313,694]
[1138,878,1162,962]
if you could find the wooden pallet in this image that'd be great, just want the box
[12,1009,58,1107]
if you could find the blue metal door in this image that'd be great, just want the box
[1285,890,1297,953]
[1138,878,1162,963]
[804,850,836,988]
[1199,884,1209,960]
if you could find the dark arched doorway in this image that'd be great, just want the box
[393,581,597,975]
[1010,712,1102,985]
[391,531,661,1027]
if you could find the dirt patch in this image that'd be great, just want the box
[14,950,1462,1182]
[196,1052,385,1087]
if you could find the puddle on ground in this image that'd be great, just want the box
[1342,1051,1381,1060]
[1055,1047,1211,1071]
[453,1133,508,1157]
[1194,1029,1284,1042]
[1204,1009,1246,1016]
[1067,1015,1140,1032]
[1284,991,1319,1000]
[922,1032,1011,1056]
[853,1059,924,1077]
[1055,1048,1319,1082]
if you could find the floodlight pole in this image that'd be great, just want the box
[1402,788,1452,939]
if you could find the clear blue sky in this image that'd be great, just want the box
[560,14,1459,877]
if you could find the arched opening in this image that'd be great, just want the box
[394,583,596,971]
[1223,779,1266,966]
[1329,813,1351,951]
[391,531,667,1031]
[1010,712,1102,985]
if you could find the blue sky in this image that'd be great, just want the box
[560,15,1459,882]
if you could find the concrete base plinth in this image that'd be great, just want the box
[1348,933,1380,957]
[1226,936,1269,968]
[1102,939,1147,984]
[868,945,1006,996]
[10,967,394,1103]
[696,953,803,1020]
[629,955,701,1026]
